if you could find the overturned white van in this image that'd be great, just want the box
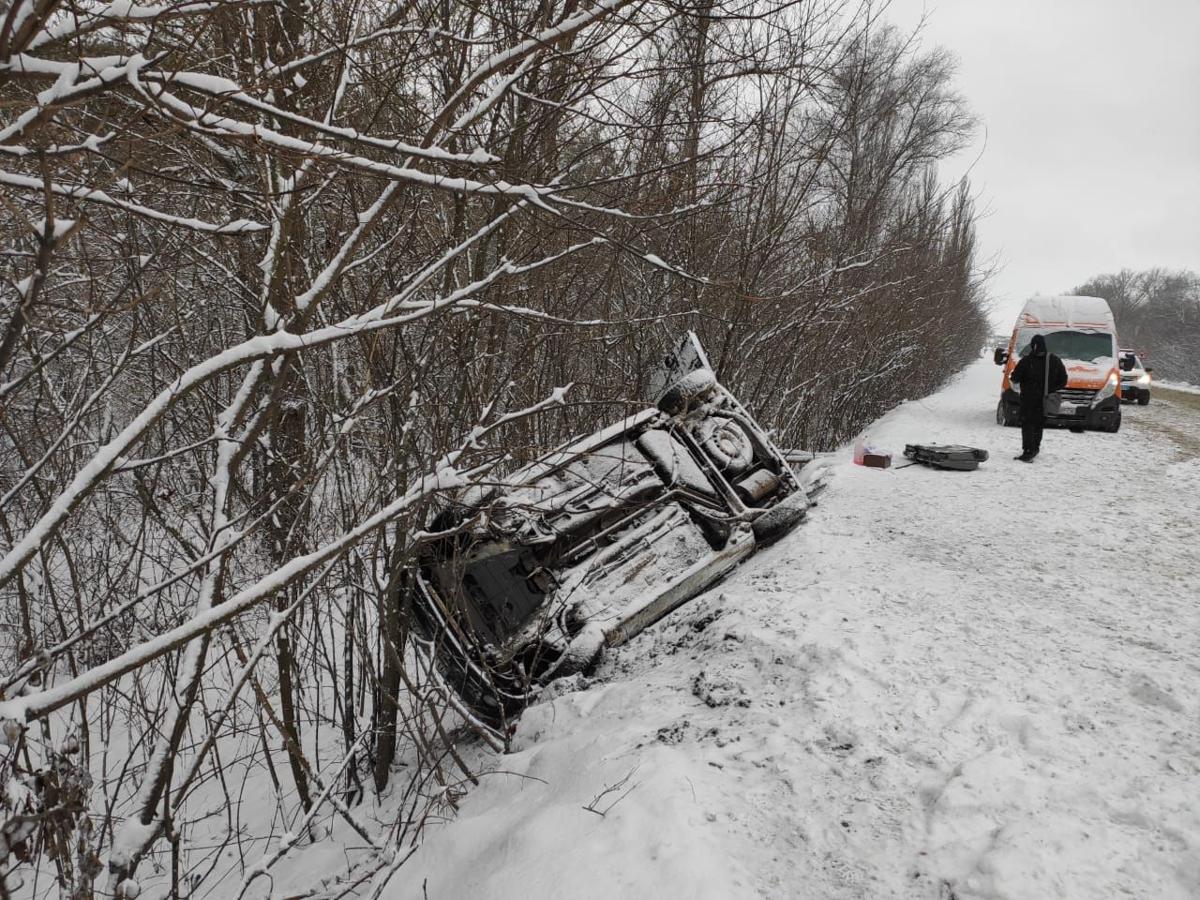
[411,334,813,726]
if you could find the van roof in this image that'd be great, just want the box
[1019,295,1115,330]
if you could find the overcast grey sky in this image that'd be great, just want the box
[882,0,1200,328]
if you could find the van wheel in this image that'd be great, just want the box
[996,400,1019,427]
[657,369,717,413]
[1104,417,1121,433]
[1138,394,1150,406]
[752,498,808,546]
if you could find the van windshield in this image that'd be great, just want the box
[1018,330,1114,362]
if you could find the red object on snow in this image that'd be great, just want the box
[853,439,891,468]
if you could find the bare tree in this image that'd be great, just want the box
[1074,268,1200,382]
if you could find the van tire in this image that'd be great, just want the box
[752,496,808,546]
[996,400,1019,427]
[1104,416,1121,433]
[1138,395,1150,406]
[656,369,717,413]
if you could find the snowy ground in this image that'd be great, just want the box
[385,358,1200,900]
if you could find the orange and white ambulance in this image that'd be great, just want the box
[992,295,1122,432]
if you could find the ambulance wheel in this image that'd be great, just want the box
[996,400,1019,427]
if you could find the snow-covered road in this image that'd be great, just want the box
[390,359,1200,900]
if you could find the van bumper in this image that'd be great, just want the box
[1048,395,1121,430]
[1001,391,1121,431]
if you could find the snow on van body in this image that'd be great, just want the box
[1018,294,1116,333]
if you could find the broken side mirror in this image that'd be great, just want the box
[993,347,1008,366]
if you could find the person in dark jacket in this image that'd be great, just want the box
[1009,333,1069,462]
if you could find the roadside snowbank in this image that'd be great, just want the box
[1157,379,1200,395]
[387,359,1200,900]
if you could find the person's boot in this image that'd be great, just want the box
[1015,452,1034,462]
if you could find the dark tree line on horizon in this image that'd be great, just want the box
[1074,269,1200,384]
[0,2,987,897]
